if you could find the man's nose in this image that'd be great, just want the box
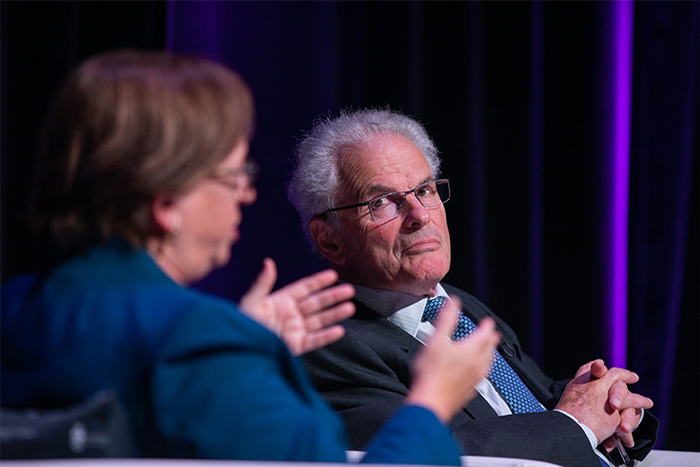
[402,193,430,227]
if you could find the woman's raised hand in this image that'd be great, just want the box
[239,258,355,356]
[406,296,500,423]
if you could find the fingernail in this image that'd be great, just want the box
[611,398,621,408]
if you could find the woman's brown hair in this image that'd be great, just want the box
[31,49,255,252]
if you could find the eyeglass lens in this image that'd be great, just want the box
[370,179,450,221]
[211,162,259,190]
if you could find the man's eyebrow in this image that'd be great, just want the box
[362,176,436,199]
[364,185,397,198]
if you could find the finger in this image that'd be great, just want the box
[616,392,653,413]
[458,318,499,359]
[599,367,640,387]
[608,380,653,412]
[277,269,341,300]
[302,302,356,332]
[617,429,635,448]
[446,294,463,313]
[573,360,598,379]
[240,258,277,304]
[466,317,497,343]
[590,359,608,379]
[297,325,347,355]
[473,318,500,351]
[457,318,499,377]
[608,379,628,410]
[476,317,500,347]
[432,298,461,342]
[297,283,356,316]
[601,436,617,453]
[476,316,497,332]
[618,407,639,434]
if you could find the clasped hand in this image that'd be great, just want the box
[555,359,653,451]
[238,258,355,356]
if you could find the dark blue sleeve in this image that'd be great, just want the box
[152,301,349,461]
[152,297,463,465]
[362,405,462,465]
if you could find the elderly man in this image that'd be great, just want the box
[287,109,658,467]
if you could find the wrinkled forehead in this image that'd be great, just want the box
[336,133,433,202]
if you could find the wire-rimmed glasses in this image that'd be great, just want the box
[209,161,260,193]
[322,178,450,222]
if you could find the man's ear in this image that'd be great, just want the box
[309,217,345,265]
[151,193,181,236]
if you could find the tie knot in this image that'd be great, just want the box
[422,296,448,322]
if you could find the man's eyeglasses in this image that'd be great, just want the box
[322,178,450,222]
[209,161,259,192]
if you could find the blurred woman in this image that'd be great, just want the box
[1,50,499,463]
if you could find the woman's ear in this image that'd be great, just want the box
[309,218,345,265]
[151,193,181,236]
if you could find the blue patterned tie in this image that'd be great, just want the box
[422,296,545,414]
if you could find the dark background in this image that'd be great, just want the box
[2,0,697,452]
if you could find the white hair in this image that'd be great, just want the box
[287,108,441,250]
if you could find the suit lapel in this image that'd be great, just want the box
[352,297,500,419]
[464,394,501,419]
[351,299,420,353]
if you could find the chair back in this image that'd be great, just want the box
[1,390,135,459]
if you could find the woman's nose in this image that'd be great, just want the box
[238,185,257,206]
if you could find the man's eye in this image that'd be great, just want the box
[370,196,390,209]
[416,186,433,197]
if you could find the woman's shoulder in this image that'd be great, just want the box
[159,286,285,355]
[2,241,284,361]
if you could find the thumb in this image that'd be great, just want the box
[571,359,601,381]
[241,258,277,305]
[590,359,608,379]
[431,296,462,342]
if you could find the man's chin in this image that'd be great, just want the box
[397,267,449,296]
[407,255,449,277]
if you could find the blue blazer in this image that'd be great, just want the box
[1,242,461,464]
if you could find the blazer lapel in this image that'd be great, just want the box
[352,298,499,419]
[351,299,419,353]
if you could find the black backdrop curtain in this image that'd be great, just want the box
[2,0,697,452]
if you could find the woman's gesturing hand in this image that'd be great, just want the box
[406,296,500,423]
[239,258,355,356]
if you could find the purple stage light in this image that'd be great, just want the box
[609,0,634,368]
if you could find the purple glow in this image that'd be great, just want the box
[609,0,634,368]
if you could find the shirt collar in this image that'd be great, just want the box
[352,283,448,338]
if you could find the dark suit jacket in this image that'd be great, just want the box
[303,284,658,467]
[1,242,464,465]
